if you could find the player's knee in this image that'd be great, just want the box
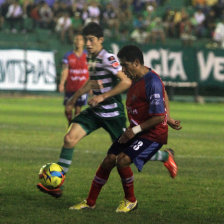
[64,133,78,147]
[101,154,116,169]
[116,153,131,168]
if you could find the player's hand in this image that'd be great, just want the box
[59,84,64,93]
[168,118,182,130]
[118,127,135,144]
[88,95,105,107]
[90,80,103,89]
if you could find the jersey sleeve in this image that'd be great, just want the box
[104,53,122,75]
[144,73,165,115]
[62,51,71,65]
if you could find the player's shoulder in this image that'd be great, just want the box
[100,49,120,68]
[144,69,164,86]
[63,50,74,58]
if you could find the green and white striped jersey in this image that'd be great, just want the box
[87,49,125,119]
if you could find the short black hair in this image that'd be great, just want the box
[82,22,104,38]
[117,45,144,65]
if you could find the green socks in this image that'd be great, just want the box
[150,150,169,162]
[58,147,74,174]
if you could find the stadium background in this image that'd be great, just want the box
[0,0,223,100]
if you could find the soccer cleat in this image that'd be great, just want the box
[163,148,178,178]
[69,200,95,210]
[116,199,138,213]
[36,183,63,198]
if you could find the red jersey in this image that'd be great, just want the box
[126,69,168,144]
[62,51,89,92]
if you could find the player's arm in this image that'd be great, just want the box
[88,71,132,107]
[59,64,68,93]
[65,79,92,112]
[164,90,182,130]
[118,115,165,144]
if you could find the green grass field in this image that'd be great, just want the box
[0,95,224,224]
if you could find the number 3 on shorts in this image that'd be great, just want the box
[133,141,143,151]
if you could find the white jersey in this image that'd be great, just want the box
[87,49,125,118]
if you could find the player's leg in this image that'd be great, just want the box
[115,152,138,213]
[74,105,81,116]
[37,109,100,197]
[63,92,74,125]
[37,123,86,197]
[69,153,117,210]
[69,139,125,210]
[149,149,178,178]
[115,138,163,213]
[58,122,87,173]
[58,108,100,174]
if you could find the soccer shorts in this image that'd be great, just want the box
[64,92,88,107]
[71,107,126,141]
[107,137,163,171]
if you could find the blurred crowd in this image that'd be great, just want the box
[1,0,224,47]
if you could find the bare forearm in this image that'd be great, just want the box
[70,80,91,103]
[102,80,130,100]
[164,89,170,119]
[139,115,165,132]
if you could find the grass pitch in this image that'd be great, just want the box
[0,95,224,224]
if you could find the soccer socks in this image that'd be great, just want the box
[150,150,169,162]
[58,147,74,174]
[117,166,136,203]
[87,165,111,206]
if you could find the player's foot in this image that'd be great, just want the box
[69,200,95,210]
[116,199,138,213]
[164,148,178,178]
[36,183,63,198]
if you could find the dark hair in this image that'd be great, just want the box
[82,22,104,38]
[117,45,144,65]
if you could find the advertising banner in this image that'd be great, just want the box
[0,49,57,91]
[109,43,224,87]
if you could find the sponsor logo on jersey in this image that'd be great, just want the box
[112,61,119,68]
[70,69,88,74]
[150,93,160,99]
[70,76,87,81]
[127,106,138,114]
[150,93,161,105]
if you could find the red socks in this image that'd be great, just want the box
[117,166,136,202]
[87,165,111,206]
[86,165,136,206]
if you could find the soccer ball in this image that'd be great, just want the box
[39,163,65,189]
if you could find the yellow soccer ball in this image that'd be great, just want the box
[39,163,65,189]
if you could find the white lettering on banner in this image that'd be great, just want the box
[144,50,187,80]
[197,51,224,82]
[0,49,56,91]
[111,44,187,80]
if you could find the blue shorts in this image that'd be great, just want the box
[63,92,88,107]
[108,137,163,171]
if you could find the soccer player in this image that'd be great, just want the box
[37,22,132,197]
[59,33,89,124]
[69,45,180,213]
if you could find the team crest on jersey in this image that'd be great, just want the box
[108,56,115,61]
